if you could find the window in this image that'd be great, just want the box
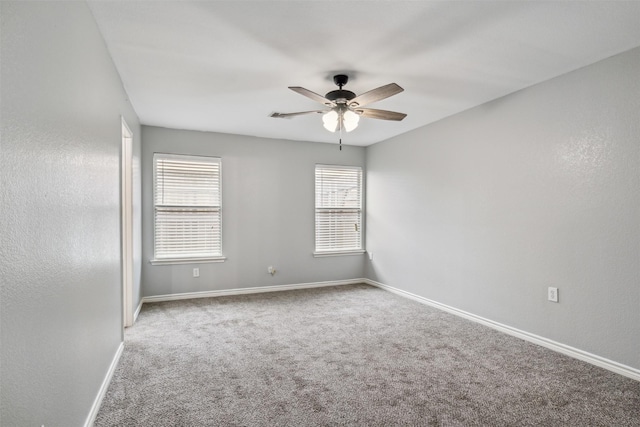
[152,153,224,264]
[315,164,364,255]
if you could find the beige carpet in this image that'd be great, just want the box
[96,284,640,426]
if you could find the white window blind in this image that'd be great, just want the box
[315,165,363,253]
[153,153,222,261]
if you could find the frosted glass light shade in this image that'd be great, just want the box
[343,110,360,132]
[322,110,338,132]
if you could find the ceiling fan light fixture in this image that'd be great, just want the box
[322,110,339,132]
[273,75,405,138]
[343,110,359,132]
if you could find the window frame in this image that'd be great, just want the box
[150,152,226,265]
[314,164,365,257]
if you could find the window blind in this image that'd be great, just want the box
[154,153,222,260]
[315,165,362,253]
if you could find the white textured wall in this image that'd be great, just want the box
[0,2,141,425]
[141,126,366,296]
[366,47,640,370]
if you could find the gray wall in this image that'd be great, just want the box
[141,126,366,297]
[0,2,141,425]
[366,47,640,370]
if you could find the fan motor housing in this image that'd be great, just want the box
[325,89,356,102]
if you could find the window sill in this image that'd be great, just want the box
[150,257,226,265]
[313,250,365,258]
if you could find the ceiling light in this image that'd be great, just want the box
[343,110,359,132]
[322,110,339,132]
[322,108,359,133]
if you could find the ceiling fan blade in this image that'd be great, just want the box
[289,87,334,106]
[349,83,404,107]
[356,108,407,121]
[270,110,328,119]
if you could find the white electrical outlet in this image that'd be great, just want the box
[268,266,276,276]
[548,287,558,302]
[193,268,199,278]
[368,251,373,261]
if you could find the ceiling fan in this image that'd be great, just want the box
[270,74,407,135]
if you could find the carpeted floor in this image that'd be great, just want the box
[95,284,640,426]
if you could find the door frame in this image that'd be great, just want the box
[121,117,134,328]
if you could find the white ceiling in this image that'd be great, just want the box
[88,1,640,146]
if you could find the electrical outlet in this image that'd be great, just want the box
[368,251,373,261]
[193,268,199,278]
[548,287,558,302]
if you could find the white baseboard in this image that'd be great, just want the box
[85,341,124,427]
[363,278,640,382]
[133,300,143,323]
[141,278,366,304]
